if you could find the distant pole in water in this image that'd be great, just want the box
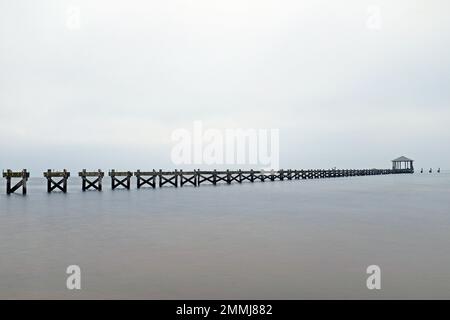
[420,168,423,173]
[429,168,432,173]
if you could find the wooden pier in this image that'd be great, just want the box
[109,170,132,190]
[179,169,197,187]
[44,169,70,193]
[158,170,178,188]
[3,158,416,194]
[134,170,157,189]
[79,169,104,191]
[2,169,29,195]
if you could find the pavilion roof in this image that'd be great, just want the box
[392,156,414,162]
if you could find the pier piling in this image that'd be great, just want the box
[179,170,197,187]
[79,169,104,191]
[3,169,29,195]
[109,170,132,190]
[134,170,157,189]
[44,169,70,193]
[158,170,178,188]
[2,156,417,194]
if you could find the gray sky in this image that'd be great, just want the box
[1,0,449,174]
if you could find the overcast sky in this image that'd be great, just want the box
[1,0,449,173]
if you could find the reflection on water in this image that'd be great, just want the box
[1,173,450,299]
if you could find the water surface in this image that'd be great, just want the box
[1,173,449,299]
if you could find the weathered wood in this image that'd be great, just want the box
[79,169,104,191]
[3,169,29,195]
[197,169,215,186]
[4,164,415,194]
[3,169,30,178]
[158,169,178,187]
[134,170,157,189]
[109,170,132,190]
[180,170,197,187]
[44,169,70,193]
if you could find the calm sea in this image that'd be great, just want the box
[1,172,449,299]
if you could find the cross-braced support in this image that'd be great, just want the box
[134,170,157,189]
[197,170,216,186]
[228,170,240,183]
[214,170,229,185]
[254,170,268,182]
[109,170,132,190]
[3,169,29,195]
[44,169,70,193]
[158,170,178,187]
[179,170,197,187]
[79,169,104,191]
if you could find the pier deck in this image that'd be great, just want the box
[3,168,414,194]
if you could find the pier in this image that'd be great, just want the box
[79,169,104,191]
[109,170,132,190]
[44,169,70,193]
[3,157,418,194]
[134,170,157,189]
[2,169,29,195]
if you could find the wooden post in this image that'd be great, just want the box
[109,170,132,190]
[6,170,11,195]
[46,169,51,193]
[3,169,29,195]
[134,170,156,189]
[63,170,68,192]
[78,169,104,191]
[213,170,217,185]
[44,169,70,193]
[158,170,178,187]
